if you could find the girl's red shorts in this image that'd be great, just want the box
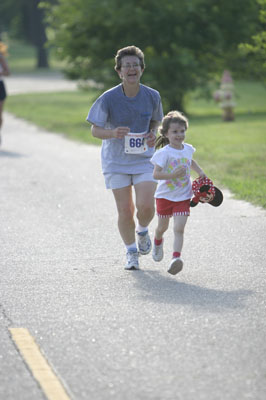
[156,198,190,217]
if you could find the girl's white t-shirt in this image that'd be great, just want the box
[150,143,196,201]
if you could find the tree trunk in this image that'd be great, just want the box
[36,45,49,68]
[167,95,185,114]
[23,0,49,68]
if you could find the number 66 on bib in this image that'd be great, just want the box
[124,132,148,154]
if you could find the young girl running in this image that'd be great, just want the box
[150,111,206,275]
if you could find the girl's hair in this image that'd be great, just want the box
[114,45,145,71]
[155,110,189,149]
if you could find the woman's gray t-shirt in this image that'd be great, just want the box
[86,83,163,174]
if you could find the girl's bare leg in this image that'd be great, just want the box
[167,215,188,275]
[173,215,188,253]
[155,217,170,240]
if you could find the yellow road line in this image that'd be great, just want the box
[9,328,71,400]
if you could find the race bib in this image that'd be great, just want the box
[124,132,148,154]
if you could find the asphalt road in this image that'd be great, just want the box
[1,77,266,400]
[5,72,78,94]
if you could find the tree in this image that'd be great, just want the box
[0,0,50,68]
[43,0,260,111]
[239,0,266,82]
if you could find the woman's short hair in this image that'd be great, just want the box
[114,45,145,71]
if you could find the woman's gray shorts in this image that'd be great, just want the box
[104,172,157,189]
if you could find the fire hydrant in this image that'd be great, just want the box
[213,70,236,121]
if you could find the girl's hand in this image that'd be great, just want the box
[172,165,186,179]
[112,126,130,139]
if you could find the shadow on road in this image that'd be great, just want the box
[132,270,252,312]
[0,149,25,158]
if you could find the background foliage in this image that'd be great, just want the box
[1,0,264,111]
[42,0,261,111]
[239,0,266,82]
[0,0,54,67]
[1,0,266,208]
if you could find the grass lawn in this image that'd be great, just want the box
[6,39,66,74]
[5,80,266,209]
[6,90,102,146]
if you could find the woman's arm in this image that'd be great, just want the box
[149,120,160,133]
[91,125,130,140]
[0,55,10,76]
[146,120,160,147]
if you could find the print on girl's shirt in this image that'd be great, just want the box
[165,157,191,190]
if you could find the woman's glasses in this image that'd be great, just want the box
[121,63,141,69]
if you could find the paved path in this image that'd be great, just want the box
[5,72,78,94]
[0,75,266,400]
